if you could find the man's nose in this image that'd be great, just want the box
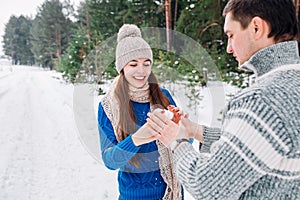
[226,42,233,54]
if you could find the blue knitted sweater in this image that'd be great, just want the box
[173,41,300,199]
[98,88,176,200]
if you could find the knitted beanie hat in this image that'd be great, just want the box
[115,24,153,73]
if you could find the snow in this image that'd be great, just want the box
[0,62,239,200]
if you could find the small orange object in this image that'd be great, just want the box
[167,105,181,124]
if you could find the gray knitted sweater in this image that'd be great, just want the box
[173,41,300,199]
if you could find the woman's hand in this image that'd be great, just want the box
[131,122,161,146]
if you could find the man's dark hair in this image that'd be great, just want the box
[223,0,299,42]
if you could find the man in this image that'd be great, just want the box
[147,0,300,199]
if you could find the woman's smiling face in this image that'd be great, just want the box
[123,58,152,88]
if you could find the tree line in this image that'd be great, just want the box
[2,0,300,88]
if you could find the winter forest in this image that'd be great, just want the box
[2,0,299,88]
[1,0,300,199]
[3,0,300,88]
[2,0,246,88]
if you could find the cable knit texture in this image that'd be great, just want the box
[173,41,300,199]
[116,24,153,73]
[99,76,182,200]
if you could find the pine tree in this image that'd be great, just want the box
[3,15,34,65]
[176,0,249,87]
[31,0,73,69]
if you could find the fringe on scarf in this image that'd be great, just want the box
[101,76,182,199]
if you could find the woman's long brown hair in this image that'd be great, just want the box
[114,71,170,167]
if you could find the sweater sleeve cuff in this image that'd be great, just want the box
[173,142,194,162]
[201,126,221,153]
[118,135,141,153]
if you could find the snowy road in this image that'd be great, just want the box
[0,65,118,200]
[0,64,226,199]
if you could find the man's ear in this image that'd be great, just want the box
[251,16,269,40]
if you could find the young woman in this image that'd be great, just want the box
[98,24,182,200]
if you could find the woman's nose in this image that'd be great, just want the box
[137,64,146,72]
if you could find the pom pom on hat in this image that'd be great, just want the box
[116,24,153,73]
[117,24,142,42]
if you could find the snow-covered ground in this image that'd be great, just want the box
[0,62,239,200]
[0,64,118,200]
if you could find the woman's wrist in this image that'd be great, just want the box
[131,135,141,146]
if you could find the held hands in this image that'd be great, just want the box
[147,105,204,146]
[131,122,161,146]
[132,105,204,147]
[131,106,182,146]
[146,108,181,146]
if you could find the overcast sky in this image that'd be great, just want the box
[0,0,82,55]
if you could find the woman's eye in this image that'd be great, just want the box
[129,64,137,67]
[144,62,151,67]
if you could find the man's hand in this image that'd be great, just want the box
[147,108,180,146]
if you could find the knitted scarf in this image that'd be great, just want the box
[101,75,182,200]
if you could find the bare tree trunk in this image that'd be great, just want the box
[10,40,14,65]
[218,0,222,16]
[165,0,172,51]
[85,7,91,45]
[55,30,61,58]
[173,0,178,30]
